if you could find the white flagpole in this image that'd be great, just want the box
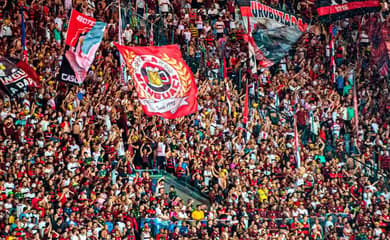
[118,0,122,45]
[118,0,127,85]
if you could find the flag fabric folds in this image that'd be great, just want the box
[379,62,389,77]
[114,43,198,119]
[59,9,106,85]
[0,57,40,96]
[239,0,308,67]
[367,15,390,78]
[15,60,41,88]
[316,0,380,23]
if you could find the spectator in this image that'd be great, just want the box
[0,0,390,239]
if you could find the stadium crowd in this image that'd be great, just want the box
[1,0,390,239]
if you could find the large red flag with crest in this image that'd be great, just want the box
[115,43,198,119]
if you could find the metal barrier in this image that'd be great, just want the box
[140,213,350,239]
[133,169,163,177]
[351,155,389,184]
[131,169,210,205]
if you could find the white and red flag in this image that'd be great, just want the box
[115,43,198,119]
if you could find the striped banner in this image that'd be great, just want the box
[316,0,380,23]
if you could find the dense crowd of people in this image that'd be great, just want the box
[1,0,390,239]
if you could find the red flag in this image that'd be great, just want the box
[65,9,96,47]
[243,79,249,124]
[243,34,273,68]
[379,62,389,76]
[60,9,105,85]
[114,43,198,119]
[16,60,41,88]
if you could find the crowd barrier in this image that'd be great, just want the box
[140,213,349,238]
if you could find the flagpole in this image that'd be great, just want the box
[354,16,364,142]
[238,69,241,90]
[294,111,301,169]
[243,75,249,126]
[171,27,175,44]
[20,6,27,62]
[352,70,359,139]
[224,77,232,116]
[329,24,335,83]
[293,93,301,168]
[118,0,122,45]
[118,0,127,85]
[219,57,223,85]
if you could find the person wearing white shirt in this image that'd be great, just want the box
[67,158,80,175]
[183,28,192,42]
[54,17,63,31]
[297,204,308,216]
[324,216,334,233]
[137,0,146,17]
[157,140,166,168]
[159,0,171,15]
[371,121,379,133]
[123,25,133,44]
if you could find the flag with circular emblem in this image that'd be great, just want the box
[114,43,198,119]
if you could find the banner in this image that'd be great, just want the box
[15,59,41,88]
[0,57,40,96]
[316,0,380,23]
[239,0,308,67]
[114,43,198,119]
[59,9,106,85]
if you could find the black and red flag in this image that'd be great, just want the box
[239,0,308,67]
[115,43,198,119]
[316,0,381,23]
[0,56,40,96]
[59,9,106,85]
